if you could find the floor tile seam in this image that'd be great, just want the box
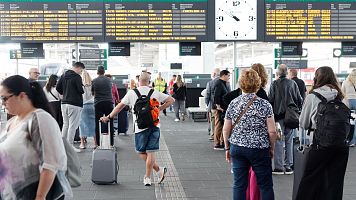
[155,133,187,200]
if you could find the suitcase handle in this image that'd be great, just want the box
[99,114,111,148]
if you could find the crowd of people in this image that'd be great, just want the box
[0,62,353,199]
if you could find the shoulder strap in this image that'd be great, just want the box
[232,95,257,129]
[147,89,154,98]
[351,82,356,93]
[311,91,327,103]
[133,89,141,98]
[49,90,59,100]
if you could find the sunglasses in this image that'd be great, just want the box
[0,94,14,103]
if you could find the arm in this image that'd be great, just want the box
[76,76,84,94]
[160,96,174,111]
[223,119,232,163]
[55,76,63,95]
[266,117,277,158]
[205,82,211,106]
[214,83,223,111]
[101,102,127,122]
[299,94,315,129]
[35,169,56,200]
[172,83,177,93]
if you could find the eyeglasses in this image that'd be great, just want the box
[0,94,14,103]
[32,72,40,75]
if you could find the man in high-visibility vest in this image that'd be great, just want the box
[153,72,167,116]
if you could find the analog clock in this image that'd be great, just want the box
[215,0,257,40]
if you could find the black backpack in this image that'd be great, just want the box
[133,89,155,129]
[312,91,351,148]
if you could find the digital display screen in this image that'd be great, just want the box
[0,1,104,42]
[0,0,207,42]
[104,0,208,42]
[265,0,356,41]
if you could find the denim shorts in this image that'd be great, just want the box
[135,127,160,153]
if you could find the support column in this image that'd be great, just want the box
[202,42,215,74]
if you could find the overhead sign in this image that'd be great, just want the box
[275,48,308,58]
[179,42,201,56]
[342,42,356,56]
[20,43,44,58]
[108,42,130,56]
[72,49,107,60]
[282,42,303,56]
[9,49,21,59]
[78,60,107,70]
[274,60,308,69]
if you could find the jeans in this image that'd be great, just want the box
[61,104,82,144]
[230,145,274,200]
[348,99,356,144]
[274,119,294,170]
[173,99,186,119]
[135,127,160,153]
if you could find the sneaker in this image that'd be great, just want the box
[174,118,180,122]
[208,136,214,141]
[272,169,284,175]
[349,143,355,147]
[143,176,152,186]
[158,167,168,184]
[72,146,81,153]
[214,145,224,150]
[285,167,294,175]
[79,144,86,149]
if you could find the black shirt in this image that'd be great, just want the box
[292,77,307,100]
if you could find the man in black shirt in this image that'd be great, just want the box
[288,69,307,101]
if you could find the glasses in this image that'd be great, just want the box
[0,94,14,103]
[32,72,40,75]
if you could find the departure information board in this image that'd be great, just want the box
[0,0,207,42]
[0,1,103,42]
[104,0,208,42]
[265,0,356,41]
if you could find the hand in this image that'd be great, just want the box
[225,150,231,163]
[100,116,110,123]
[269,148,274,159]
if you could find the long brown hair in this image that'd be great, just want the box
[310,66,344,99]
[176,75,184,87]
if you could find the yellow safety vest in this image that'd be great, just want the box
[154,78,166,93]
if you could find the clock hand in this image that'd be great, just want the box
[223,9,240,22]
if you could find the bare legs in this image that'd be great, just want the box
[138,152,160,178]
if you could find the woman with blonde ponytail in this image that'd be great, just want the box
[342,69,356,146]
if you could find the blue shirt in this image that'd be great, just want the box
[226,93,273,149]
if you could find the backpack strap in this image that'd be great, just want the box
[311,91,327,103]
[133,89,141,98]
[147,89,154,98]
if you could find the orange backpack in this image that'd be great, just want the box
[150,98,160,126]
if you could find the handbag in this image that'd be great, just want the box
[284,105,300,129]
[28,113,82,188]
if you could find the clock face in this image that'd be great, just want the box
[215,0,257,40]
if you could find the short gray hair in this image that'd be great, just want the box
[278,64,288,76]
[139,72,151,84]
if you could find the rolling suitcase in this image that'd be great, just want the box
[292,128,311,200]
[91,120,119,184]
[117,109,128,135]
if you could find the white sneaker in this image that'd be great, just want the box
[72,145,81,153]
[158,167,168,184]
[143,176,151,186]
[174,118,180,122]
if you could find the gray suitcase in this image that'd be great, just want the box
[91,120,118,184]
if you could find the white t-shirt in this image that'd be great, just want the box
[43,87,61,102]
[121,86,169,133]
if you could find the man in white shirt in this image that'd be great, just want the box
[101,72,174,186]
